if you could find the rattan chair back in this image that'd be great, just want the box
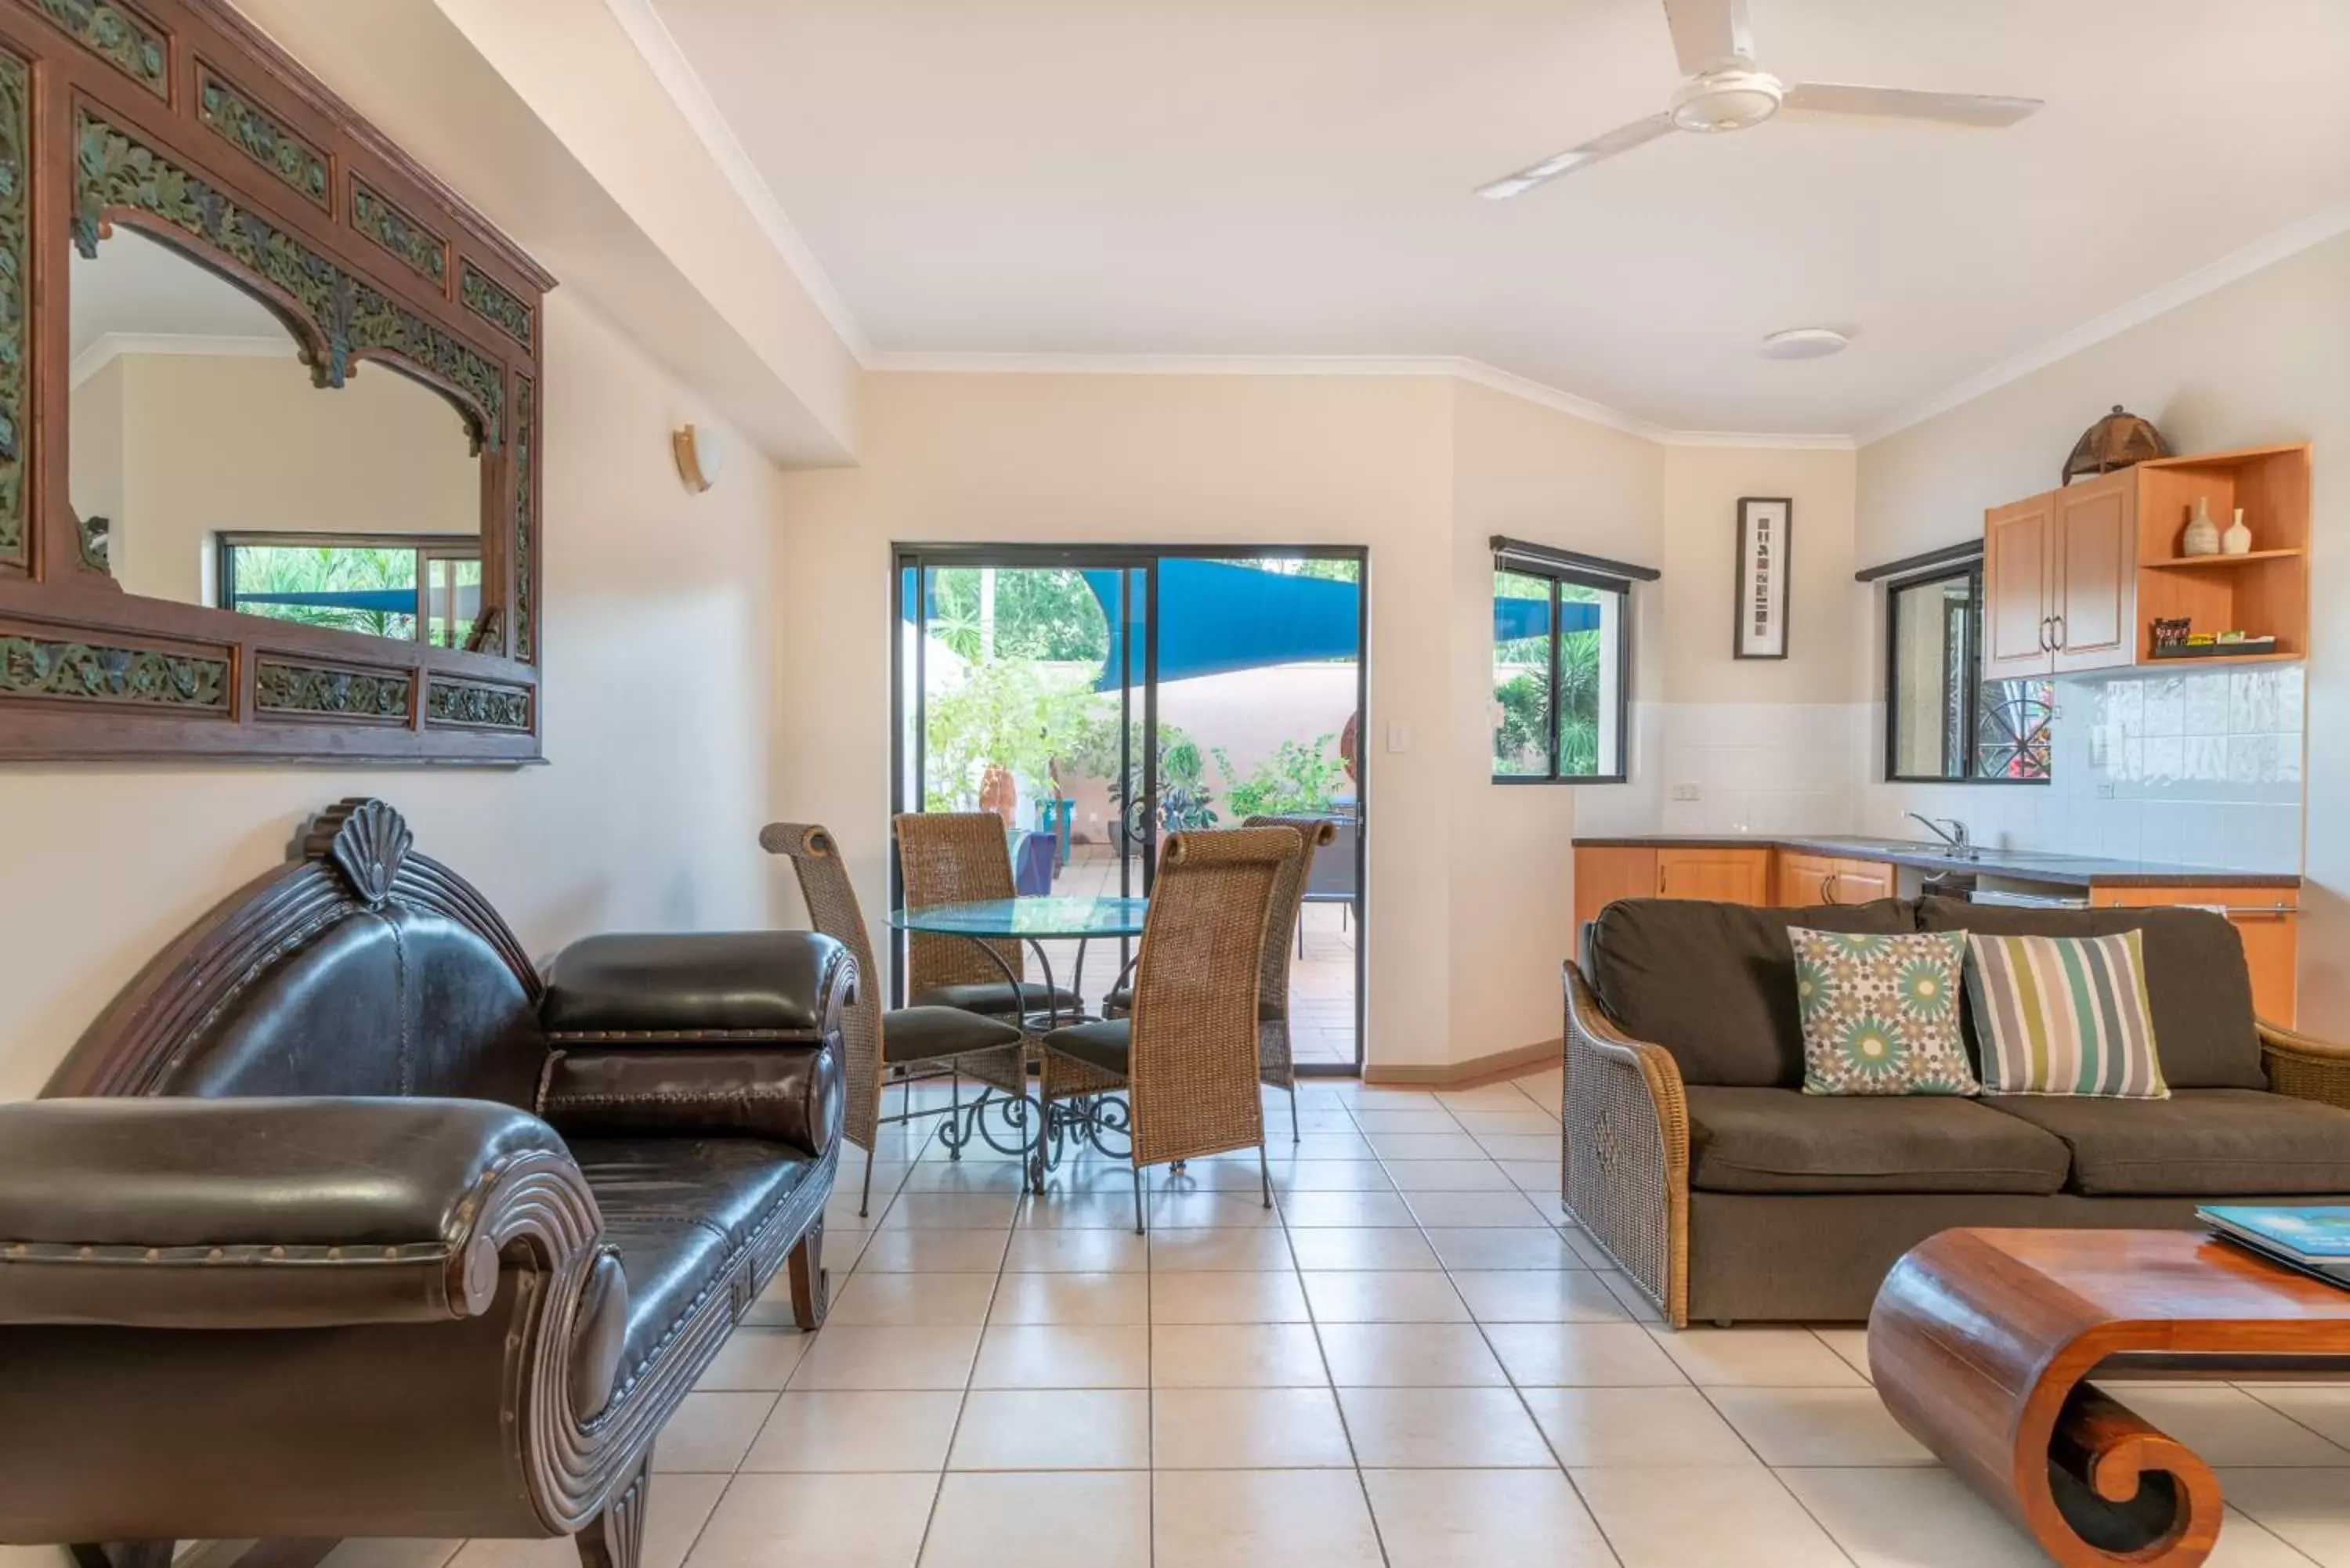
[760,821,882,1151]
[1126,826,1302,1169]
[891,811,1023,1000]
[1239,814,1336,1020]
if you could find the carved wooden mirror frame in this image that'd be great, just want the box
[0,0,550,762]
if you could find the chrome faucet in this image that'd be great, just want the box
[1907,813,1976,860]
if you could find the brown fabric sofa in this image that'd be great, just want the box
[1562,893,2350,1326]
[0,799,850,1568]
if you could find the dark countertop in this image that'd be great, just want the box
[1571,833,2301,890]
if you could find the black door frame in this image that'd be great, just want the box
[888,542,1371,1077]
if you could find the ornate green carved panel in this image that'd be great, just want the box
[197,66,329,211]
[513,375,534,662]
[74,110,504,451]
[426,677,529,731]
[255,659,411,721]
[2,633,228,707]
[461,263,531,349]
[36,0,165,96]
[351,182,445,287]
[0,51,26,569]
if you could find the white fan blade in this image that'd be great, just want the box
[1475,114,1676,200]
[1663,0,1754,75]
[1781,81,2041,128]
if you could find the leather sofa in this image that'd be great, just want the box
[0,799,849,1568]
[1562,893,2350,1326]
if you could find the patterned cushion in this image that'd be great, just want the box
[1964,930,2168,1098]
[1791,929,1978,1097]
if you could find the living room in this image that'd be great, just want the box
[1,2,2346,1566]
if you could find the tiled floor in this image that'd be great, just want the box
[338,1068,2350,1568]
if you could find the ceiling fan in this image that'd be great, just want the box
[1476,0,2041,199]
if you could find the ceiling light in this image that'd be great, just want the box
[1669,68,1785,134]
[1759,327,1849,361]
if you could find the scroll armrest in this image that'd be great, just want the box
[0,1097,598,1330]
[540,930,855,1043]
[540,1042,842,1160]
[1560,963,1690,1327]
[2261,1021,2350,1109]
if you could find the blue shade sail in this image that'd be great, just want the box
[233,589,419,612]
[1494,593,1603,643]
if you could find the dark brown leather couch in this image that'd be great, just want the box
[1563,894,2350,1326]
[0,800,850,1568]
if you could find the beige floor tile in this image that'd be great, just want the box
[853,1227,1010,1273]
[987,1269,1149,1324]
[1159,1158,1282,1190]
[439,1540,571,1568]
[1483,1322,1688,1387]
[742,1389,964,1472]
[1423,1227,1585,1272]
[1317,1322,1507,1387]
[1650,1326,1869,1387]
[1151,1269,1313,1324]
[685,1471,935,1568]
[653,1391,777,1473]
[1809,1325,1875,1381]
[949,1389,1151,1469]
[1335,1386,1553,1468]
[1556,1225,1617,1268]
[1401,1190,1549,1228]
[1448,1269,1630,1323]
[2120,1386,2350,1465]
[788,1325,982,1391]
[918,1471,1150,1568]
[897,1158,1027,1194]
[1301,1270,1470,1324]
[1593,1270,1667,1323]
[1152,1323,1331,1387]
[2216,1468,2350,1566]
[1285,1226,1441,1271]
[1365,1132,1486,1161]
[1474,1133,1560,1162]
[1383,1160,1517,1193]
[1520,1386,1758,1466]
[319,1543,460,1568]
[1448,1110,1561,1137]
[1003,1226,1148,1273]
[1362,1467,1614,1568]
[880,1192,1020,1230]
[1571,1465,1846,1567]
[1152,1386,1356,1468]
[1706,1386,1934,1465]
[1285,1133,1377,1159]
[1152,1469,1384,1568]
[638,1472,728,1568]
[1015,1190,1139,1228]
[693,1327,812,1391]
[1271,1159,1397,1192]
[1150,1189,1281,1228]
[827,1270,999,1328]
[1499,1161,1570,1201]
[1276,1189,1417,1227]
[1775,1464,2070,1567]
[1149,1226,1296,1271]
[1351,1107,1461,1133]
[971,1324,1149,1388]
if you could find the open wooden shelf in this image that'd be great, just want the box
[2142,548,2305,569]
[2131,443,2309,665]
[2146,649,2301,667]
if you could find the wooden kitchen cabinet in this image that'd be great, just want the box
[1775,851,1844,906]
[2091,884,2301,1027]
[1982,472,2135,678]
[1831,858,1897,903]
[1655,847,1771,904]
[1572,847,1658,945]
[1984,490,2059,679]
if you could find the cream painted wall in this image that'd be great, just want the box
[70,350,479,606]
[1856,231,2350,1031]
[0,291,785,1104]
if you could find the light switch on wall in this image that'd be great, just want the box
[1386,721,1411,753]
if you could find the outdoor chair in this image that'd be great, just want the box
[1036,826,1303,1232]
[764,822,1025,1215]
[893,811,1079,1018]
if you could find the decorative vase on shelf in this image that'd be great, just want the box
[2222,506,2253,556]
[2182,496,2221,557]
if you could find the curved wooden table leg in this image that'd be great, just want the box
[1871,1228,2350,1568]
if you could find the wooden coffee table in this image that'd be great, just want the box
[1871,1228,2350,1568]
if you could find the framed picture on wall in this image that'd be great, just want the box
[1734,497,1793,659]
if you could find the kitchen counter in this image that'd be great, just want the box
[1569,834,2301,891]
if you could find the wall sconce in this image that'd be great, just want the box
[672,423,727,493]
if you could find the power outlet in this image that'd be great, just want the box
[1670,782,1703,802]
[2095,782,2117,800]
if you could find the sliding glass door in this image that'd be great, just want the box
[891,545,1368,1074]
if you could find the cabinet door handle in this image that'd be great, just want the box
[1658,862,1668,894]
[2050,613,2066,649]
[2037,616,2054,652]
[1820,873,1837,905]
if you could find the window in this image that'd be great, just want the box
[1885,562,2052,782]
[1491,551,1631,783]
[219,533,483,649]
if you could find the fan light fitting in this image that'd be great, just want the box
[1671,68,1784,133]
[1759,327,1849,360]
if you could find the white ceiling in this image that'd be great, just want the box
[643,0,2350,437]
[69,225,293,361]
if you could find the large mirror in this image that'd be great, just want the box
[67,226,486,648]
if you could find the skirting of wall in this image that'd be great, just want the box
[1361,1037,1564,1089]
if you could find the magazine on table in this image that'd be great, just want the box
[2200,1205,2350,1286]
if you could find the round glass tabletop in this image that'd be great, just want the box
[885,894,1148,940]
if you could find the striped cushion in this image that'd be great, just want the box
[1964,930,2168,1098]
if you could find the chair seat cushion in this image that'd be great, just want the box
[912,981,1080,1017]
[1981,1089,2350,1196]
[1684,1086,2071,1195]
[883,1006,1025,1064]
[570,1139,816,1385]
[1103,986,1278,1023]
[1041,1018,1130,1077]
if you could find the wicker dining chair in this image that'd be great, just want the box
[762,822,1026,1216]
[1036,826,1303,1233]
[891,811,1079,1018]
[1103,814,1334,1142]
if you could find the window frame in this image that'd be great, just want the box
[1490,555,1633,787]
[217,531,485,650]
[1882,558,2051,787]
